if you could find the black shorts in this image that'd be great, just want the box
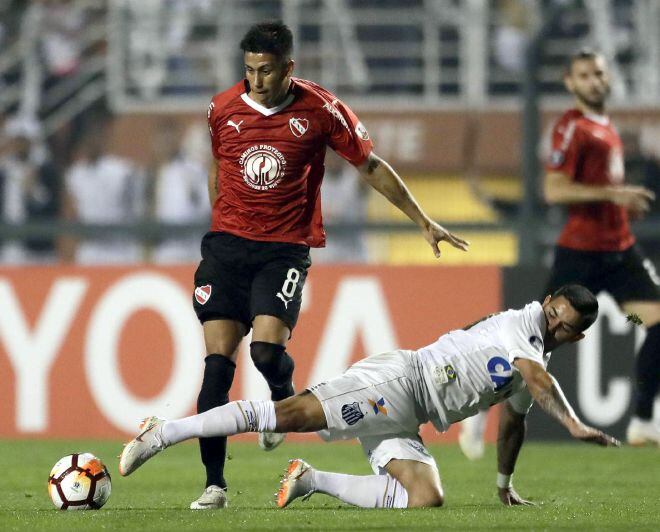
[545,245,660,304]
[192,232,312,332]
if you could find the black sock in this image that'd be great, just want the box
[250,341,295,401]
[197,354,236,489]
[634,323,660,420]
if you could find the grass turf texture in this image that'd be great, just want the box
[0,440,658,531]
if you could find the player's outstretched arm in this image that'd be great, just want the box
[513,358,621,446]
[496,402,534,506]
[544,171,655,215]
[357,151,469,258]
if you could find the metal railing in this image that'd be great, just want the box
[104,0,660,112]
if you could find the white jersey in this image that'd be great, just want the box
[415,302,550,431]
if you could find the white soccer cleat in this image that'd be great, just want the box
[458,412,487,461]
[458,430,485,461]
[626,417,660,446]
[276,458,315,508]
[118,416,167,476]
[190,485,228,510]
[259,431,286,451]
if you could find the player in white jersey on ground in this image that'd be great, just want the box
[119,284,619,508]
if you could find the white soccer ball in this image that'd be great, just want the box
[47,453,112,510]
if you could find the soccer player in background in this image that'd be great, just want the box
[188,21,469,509]
[544,50,659,445]
[120,285,620,508]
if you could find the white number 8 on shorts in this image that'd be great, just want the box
[280,268,301,298]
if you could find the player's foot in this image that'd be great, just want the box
[118,416,167,476]
[626,417,660,446]
[190,485,228,510]
[458,412,486,460]
[458,429,485,460]
[259,431,286,451]
[276,458,315,508]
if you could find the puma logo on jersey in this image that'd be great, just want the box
[276,292,292,309]
[227,119,244,133]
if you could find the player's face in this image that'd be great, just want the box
[541,295,586,351]
[244,52,293,108]
[564,57,610,111]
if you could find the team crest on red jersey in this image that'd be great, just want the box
[195,285,212,305]
[289,117,309,137]
[239,145,286,190]
[355,121,369,141]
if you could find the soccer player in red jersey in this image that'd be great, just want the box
[187,21,468,509]
[543,50,659,446]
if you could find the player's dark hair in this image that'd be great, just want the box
[566,48,603,74]
[551,284,599,331]
[240,21,293,61]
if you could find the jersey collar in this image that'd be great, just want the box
[531,300,548,338]
[240,91,295,116]
[582,112,610,126]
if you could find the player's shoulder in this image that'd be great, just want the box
[291,77,348,116]
[209,80,246,113]
[291,77,337,103]
[551,108,585,133]
[500,301,545,337]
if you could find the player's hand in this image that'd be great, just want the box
[569,422,621,447]
[609,185,655,216]
[423,221,469,258]
[498,486,535,506]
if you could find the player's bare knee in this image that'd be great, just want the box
[405,484,444,508]
[386,459,443,508]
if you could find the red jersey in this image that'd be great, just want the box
[546,108,633,252]
[207,77,373,247]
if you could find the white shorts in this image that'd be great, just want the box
[309,350,438,472]
[360,433,439,475]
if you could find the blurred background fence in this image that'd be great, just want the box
[1,0,659,268]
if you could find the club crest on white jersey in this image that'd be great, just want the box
[239,144,287,190]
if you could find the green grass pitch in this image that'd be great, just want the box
[1,439,658,530]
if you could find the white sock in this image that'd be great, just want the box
[311,470,408,508]
[160,400,277,446]
[461,409,487,439]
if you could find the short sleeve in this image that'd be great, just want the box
[508,388,534,415]
[546,118,582,179]
[323,98,373,167]
[499,310,545,367]
[207,100,221,158]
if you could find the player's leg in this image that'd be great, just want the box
[250,242,311,450]
[277,435,442,509]
[118,392,327,477]
[196,320,245,492]
[252,315,294,400]
[610,246,660,445]
[459,409,488,460]
[251,316,294,451]
[161,392,326,445]
[386,459,444,508]
[277,352,433,509]
[190,232,253,508]
[621,300,660,445]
